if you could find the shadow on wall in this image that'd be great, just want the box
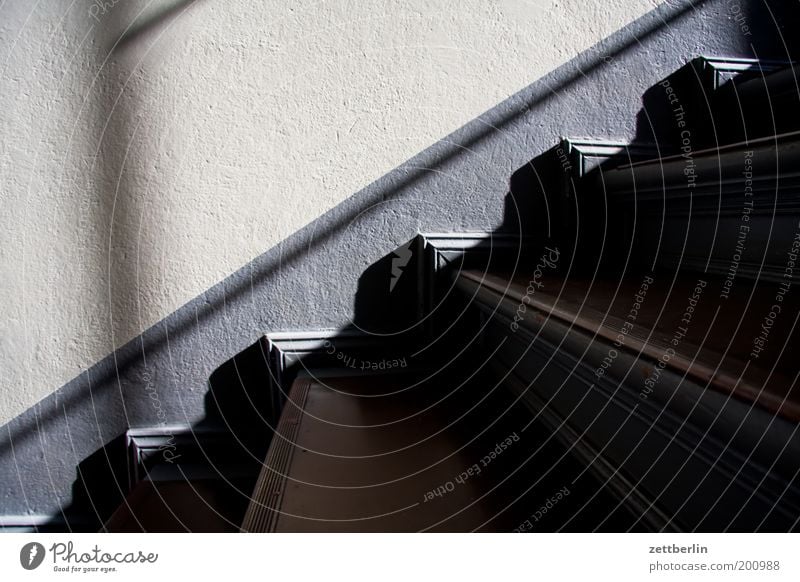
[57,186,536,531]
[52,0,211,532]
[2,0,798,531]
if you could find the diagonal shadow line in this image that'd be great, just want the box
[111,0,206,52]
[0,0,706,457]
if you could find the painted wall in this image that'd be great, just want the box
[0,0,662,428]
[2,0,792,524]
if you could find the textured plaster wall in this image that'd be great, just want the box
[0,0,662,428]
[3,0,787,522]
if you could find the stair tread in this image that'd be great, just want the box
[104,479,247,532]
[607,129,800,174]
[460,270,799,420]
[242,375,521,532]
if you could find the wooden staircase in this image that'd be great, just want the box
[107,57,800,532]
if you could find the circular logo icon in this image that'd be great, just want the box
[20,542,45,570]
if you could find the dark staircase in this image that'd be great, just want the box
[106,57,800,532]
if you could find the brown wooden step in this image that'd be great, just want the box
[241,374,525,532]
[104,478,249,532]
[460,270,800,421]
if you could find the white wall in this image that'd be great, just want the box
[0,0,660,426]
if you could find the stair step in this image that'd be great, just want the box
[242,374,502,532]
[455,268,800,530]
[648,57,795,148]
[459,270,799,420]
[586,131,800,284]
[241,370,638,532]
[600,130,800,198]
[708,64,800,144]
[104,478,250,532]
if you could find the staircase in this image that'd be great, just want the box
[108,57,800,532]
